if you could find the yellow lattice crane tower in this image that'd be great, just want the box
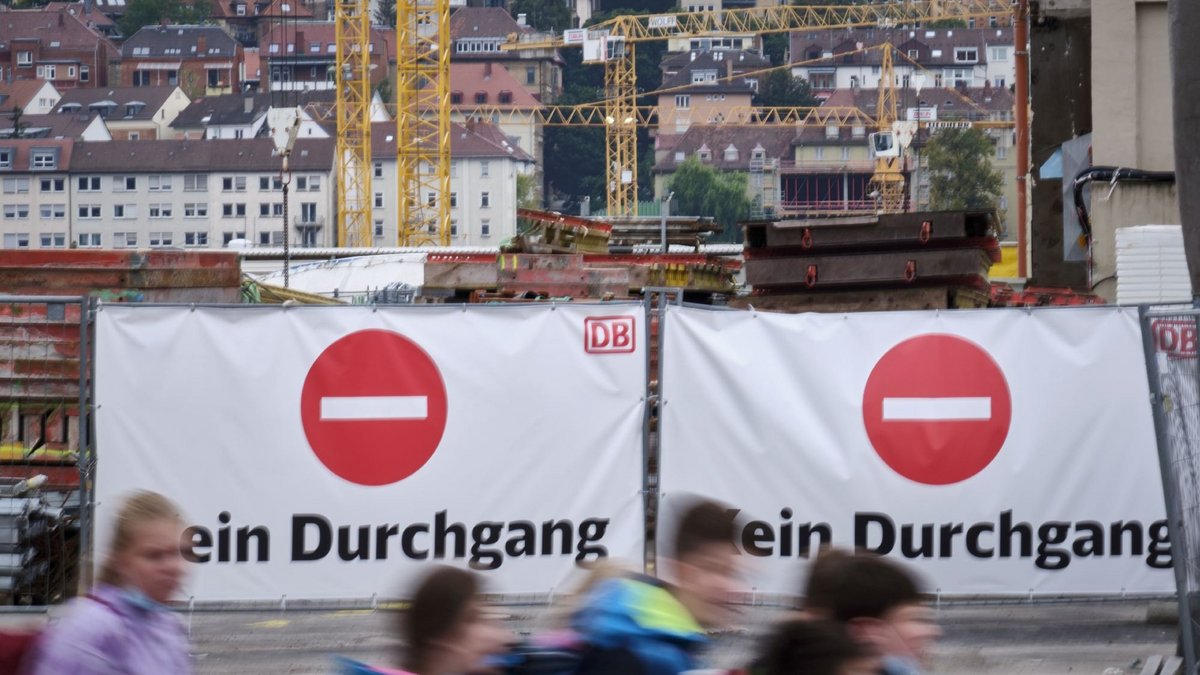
[397,0,451,246]
[334,0,373,247]
[867,43,906,212]
[505,0,1010,217]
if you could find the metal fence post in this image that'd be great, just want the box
[1139,305,1199,673]
[77,296,94,593]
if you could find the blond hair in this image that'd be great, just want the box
[98,491,182,587]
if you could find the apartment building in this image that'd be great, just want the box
[0,80,61,115]
[443,61,544,184]
[449,7,563,104]
[652,126,796,217]
[656,50,768,134]
[51,86,191,140]
[259,22,394,92]
[0,4,119,89]
[790,27,1014,97]
[116,26,245,98]
[370,120,534,247]
[0,138,336,250]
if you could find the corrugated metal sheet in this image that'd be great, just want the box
[1116,225,1193,305]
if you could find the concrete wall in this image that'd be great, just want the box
[1089,0,1180,298]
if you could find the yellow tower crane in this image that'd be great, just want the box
[397,0,451,247]
[504,0,1012,217]
[334,0,373,247]
[867,43,906,212]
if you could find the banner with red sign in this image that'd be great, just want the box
[94,304,646,602]
[658,305,1172,596]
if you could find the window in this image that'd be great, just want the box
[258,203,283,217]
[474,92,487,104]
[31,149,57,169]
[43,65,56,80]
[841,147,851,161]
[374,162,383,178]
[17,52,32,66]
[258,231,284,245]
[724,146,738,162]
[374,192,384,208]
[77,176,101,191]
[236,3,246,14]
[0,149,10,169]
[426,192,436,207]
[450,220,458,237]
[450,162,458,178]
[3,177,29,194]
[3,205,29,219]
[78,233,102,248]
[208,70,220,88]
[80,66,90,82]
[39,204,65,219]
[997,145,1008,160]
[167,70,178,86]
[222,176,246,192]
[133,72,151,87]
[148,175,173,192]
[989,46,1008,62]
[675,94,690,110]
[526,66,536,85]
[222,231,246,245]
[374,220,384,238]
[78,204,101,219]
[234,129,244,140]
[128,132,140,141]
[113,232,138,248]
[954,48,978,63]
[481,220,490,238]
[296,176,309,191]
[259,176,280,191]
[825,124,838,139]
[300,202,317,223]
[149,204,172,218]
[993,76,1006,88]
[814,147,825,160]
[480,192,490,208]
[222,203,246,217]
[908,49,919,59]
[184,203,208,218]
[450,91,463,105]
[114,176,137,191]
[113,204,137,219]
[184,174,207,192]
[931,49,943,59]
[40,233,66,248]
[990,16,999,28]
[999,196,1008,210]
[480,161,489,177]
[449,192,458,208]
[184,231,208,247]
[149,232,173,247]
[852,125,866,138]
[40,177,64,192]
[3,233,30,249]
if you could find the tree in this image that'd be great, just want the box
[763,33,789,66]
[373,0,395,27]
[511,0,571,32]
[516,173,539,209]
[543,84,607,209]
[924,127,1003,212]
[118,0,210,38]
[754,70,818,108]
[668,157,752,243]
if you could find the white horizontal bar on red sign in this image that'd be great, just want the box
[882,397,992,421]
[320,396,428,421]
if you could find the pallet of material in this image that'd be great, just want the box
[745,248,994,291]
[744,210,998,251]
[0,250,242,301]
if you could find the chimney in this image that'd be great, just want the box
[197,35,207,54]
[244,96,254,113]
[516,13,526,26]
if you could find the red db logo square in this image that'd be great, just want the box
[585,316,636,354]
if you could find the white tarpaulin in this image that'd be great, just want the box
[95,304,646,601]
[659,305,1172,596]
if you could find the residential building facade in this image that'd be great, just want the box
[259,22,394,92]
[449,7,563,104]
[656,50,767,134]
[0,5,119,89]
[116,26,245,98]
[0,80,61,115]
[51,86,191,140]
[0,138,337,249]
[370,120,534,247]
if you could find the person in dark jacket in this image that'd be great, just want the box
[752,618,879,675]
[571,498,740,675]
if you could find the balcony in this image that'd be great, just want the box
[294,216,325,229]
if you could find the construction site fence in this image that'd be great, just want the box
[0,295,92,607]
[1140,305,1200,675]
[4,297,1200,621]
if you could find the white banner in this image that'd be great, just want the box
[659,305,1172,596]
[95,304,646,602]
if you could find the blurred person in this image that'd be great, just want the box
[751,618,879,675]
[800,550,941,675]
[25,490,191,675]
[340,565,509,675]
[570,498,740,675]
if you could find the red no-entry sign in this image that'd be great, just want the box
[862,334,1011,485]
[300,330,448,486]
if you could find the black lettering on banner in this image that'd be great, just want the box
[435,511,466,559]
[779,509,794,557]
[965,523,994,557]
[1110,521,1143,556]
[577,519,609,562]
[743,521,774,557]
[1072,521,1104,557]
[1149,520,1173,568]
[542,520,573,555]
[236,526,270,563]
[339,525,371,561]
[217,511,232,563]
[999,510,1032,558]
[505,521,536,557]
[900,524,934,558]
[402,524,429,560]
[293,514,332,561]
[376,525,400,560]
[183,526,213,563]
[856,513,895,554]
[470,522,504,570]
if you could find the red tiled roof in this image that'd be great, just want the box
[0,138,74,172]
[449,7,532,41]
[0,6,117,51]
[261,21,393,55]
[443,62,542,109]
[42,2,115,26]
[0,79,54,111]
[371,120,534,162]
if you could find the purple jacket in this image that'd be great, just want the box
[26,583,192,675]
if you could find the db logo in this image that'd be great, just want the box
[1151,319,1198,359]
[584,316,636,354]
